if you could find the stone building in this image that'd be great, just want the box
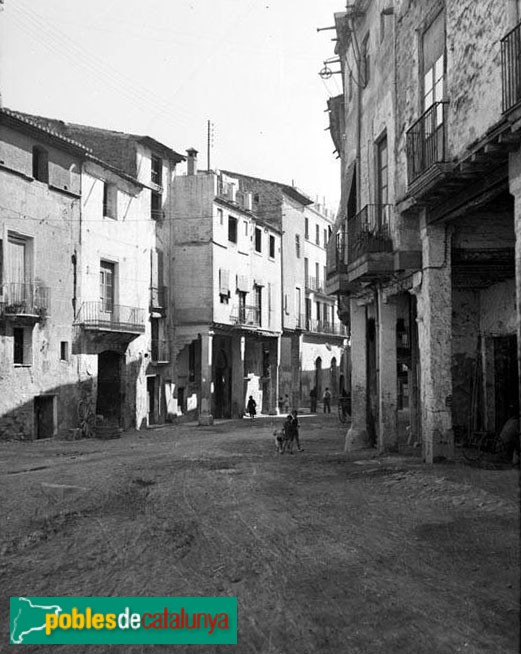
[325,0,521,462]
[172,152,283,422]
[223,171,347,412]
[0,109,184,438]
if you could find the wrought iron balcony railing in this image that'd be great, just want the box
[151,338,169,363]
[305,318,346,336]
[230,304,260,327]
[501,21,521,113]
[406,101,449,184]
[150,285,167,310]
[0,282,50,318]
[74,301,145,333]
[347,204,393,262]
[305,276,325,293]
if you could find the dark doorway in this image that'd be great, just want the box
[214,349,231,418]
[97,351,122,423]
[34,395,55,439]
[494,335,519,432]
[147,376,157,425]
[315,357,322,398]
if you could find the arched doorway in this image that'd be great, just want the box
[214,349,231,418]
[315,357,323,399]
[96,351,122,424]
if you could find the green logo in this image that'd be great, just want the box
[10,596,237,645]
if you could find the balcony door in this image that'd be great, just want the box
[422,11,446,166]
[8,234,28,304]
[100,260,115,319]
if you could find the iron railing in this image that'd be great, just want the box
[406,101,449,183]
[501,21,521,113]
[305,275,325,293]
[347,204,393,262]
[150,285,167,310]
[230,304,260,327]
[0,282,50,317]
[74,301,145,333]
[306,318,346,336]
[151,339,169,362]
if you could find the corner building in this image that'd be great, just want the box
[326,0,521,461]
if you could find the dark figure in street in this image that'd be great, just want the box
[309,386,317,413]
[246,395,257,419]
[323,387,332,413]
[498,406,520,463]
[283,410,303,453]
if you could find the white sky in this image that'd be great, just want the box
[0,0,344,211]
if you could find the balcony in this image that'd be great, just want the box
[501,22,521,114]
[305,276,326,294]
[305,318,346,336]
[150,285,167,311]
[151,338,169,364]
[406,101,452,196]
[0,283,50,322]
[230,305,260,328]
[74,301,145,334]
[347,204,394,282]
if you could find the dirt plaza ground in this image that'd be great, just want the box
[0,413,519,653]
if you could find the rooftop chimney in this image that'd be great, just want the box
[186,148,198,176]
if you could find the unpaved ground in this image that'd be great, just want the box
[0,414,519,653]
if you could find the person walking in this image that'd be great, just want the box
[284,409,303,452]
[246,395,257,419]
[323,387,332,413]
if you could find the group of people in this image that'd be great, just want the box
[309,386,332,414]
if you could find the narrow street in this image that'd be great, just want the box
[1,414,519,653]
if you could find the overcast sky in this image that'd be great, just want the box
[0,0,344,210]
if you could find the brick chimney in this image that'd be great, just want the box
[186,148,198,175]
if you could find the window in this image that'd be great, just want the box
[255,227,262,253]
[228,216,238,243]
[295,234,301,258]
[100,261,115,313]
[13,327,32,365]
[304,258,309,286]
[32,146,48,183]
[14,328,24,364]
[254,285,262,326]
[295,287,301,324]
[8,233,31,303]
[151,191,162,221]
[376,135,388,207]
[316,301,321,321]
[151,155,162,186]
[103,182,117,219]
[315,262,320,286]
[244,220,248,236]
[315,224,320,245]
[323,229,327,247]
[238,291,247,322]
[422,12,445,118]
[217,208,223,225]
[361,34,370,87]
[219,269,230,304]
[305,218,309,239]
[60,341,69,361]
[269,235,275,258]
